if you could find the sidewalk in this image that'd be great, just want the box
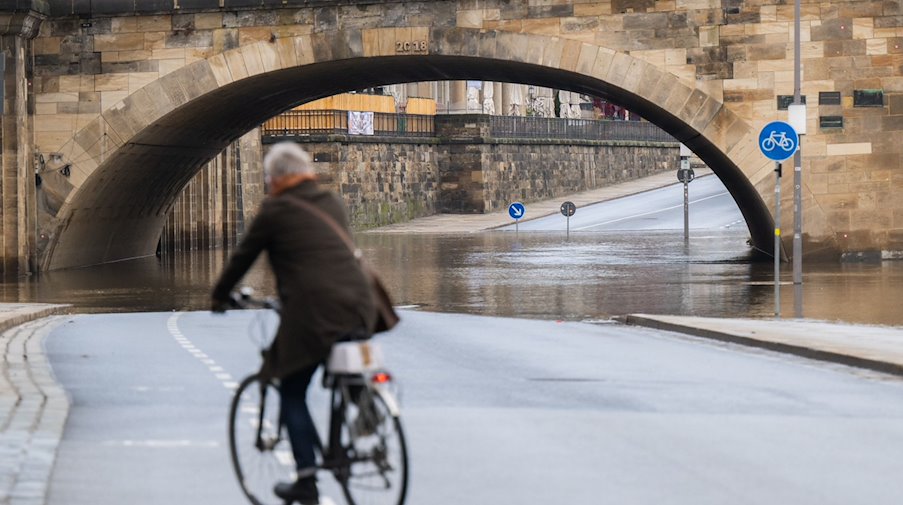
[622,314,903,378]
[369,168,712,234]
[0,303,70,505]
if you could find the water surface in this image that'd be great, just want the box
[4,230,902,326]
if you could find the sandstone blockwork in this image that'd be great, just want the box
[2,0,900,271]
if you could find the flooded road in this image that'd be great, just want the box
[3,229,902,326]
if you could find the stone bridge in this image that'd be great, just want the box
[0,0,901,273]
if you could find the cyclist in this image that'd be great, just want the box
[212,141,376,504]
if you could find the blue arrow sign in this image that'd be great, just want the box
[508,202,525,220]
[759,121,799,162]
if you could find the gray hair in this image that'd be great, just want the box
[263,142,315,179]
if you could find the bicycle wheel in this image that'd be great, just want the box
[230,374,297,505]
[338,387,409,505]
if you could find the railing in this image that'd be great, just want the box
[489,116,675,143]
[262,110,435,138]
[263,110,676,143]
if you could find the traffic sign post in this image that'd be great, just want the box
[759,121,798,318]
[560,201,576,239]
[677,160,695,243]
[508,202,525,233]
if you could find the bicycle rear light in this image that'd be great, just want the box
[371,372,392,384]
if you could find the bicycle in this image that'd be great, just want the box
[761,131,795,152]
[226,291,408,505]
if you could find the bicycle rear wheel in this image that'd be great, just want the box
[230,374,296,505]
[338,387,408,505]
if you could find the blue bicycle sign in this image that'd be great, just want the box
[759,121,799,162]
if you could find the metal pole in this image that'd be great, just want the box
[683,181,690,243]
[775,162,782,318]
[566,215,570,240]
[793,0,804,318]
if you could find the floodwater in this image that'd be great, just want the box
[2,229,902,326]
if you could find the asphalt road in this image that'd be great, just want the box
[46,310,903,504]
[507,174,745,231]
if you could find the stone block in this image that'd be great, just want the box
[256,40,281,72]
[223,48,249,81]
[522,17,561,36]
[540,36,565,68]
[811,18,854,41]
[239,44,264,77]
[129,72,158,93]
[195,13,223,30]
[207,53,233,87]
[239,26,273,46]
[827,142,873,156]
[36,91,78,103]
[574,3,612,16]
[34,37,61,55]
[294,35,315,65]
[100,91,129,110]
[165,30,214,49]
[524,34,545,66]
[179,60,219,100]
[93,33,145,52]
[559,39,583,72]
[110,16,138,33]
[620,59,647,94]
[135,15,171,32]
[158,58,184,76]
[456,9,483,29]
[35,115,75,132]
[35,102,57,115]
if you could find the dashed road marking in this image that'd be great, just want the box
[166,313,235,392]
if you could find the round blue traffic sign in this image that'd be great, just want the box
[759,121,799,162]
[508,202,525,220]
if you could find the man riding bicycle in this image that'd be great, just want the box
[212,142,376,505]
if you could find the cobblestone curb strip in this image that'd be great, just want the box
[1,314,70,505]
[622,315,903,379]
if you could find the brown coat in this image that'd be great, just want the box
[212,180,376,379]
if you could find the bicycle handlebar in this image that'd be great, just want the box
[228,289,282,312]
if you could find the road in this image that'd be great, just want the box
[46,310,903,504]
[506,174,745,231]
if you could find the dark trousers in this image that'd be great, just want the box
[280,363,320,475]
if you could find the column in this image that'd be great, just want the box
[0,8,45,277]
[449,81,467,114]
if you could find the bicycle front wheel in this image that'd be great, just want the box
[230,374,296,505]
[338,388,409,505]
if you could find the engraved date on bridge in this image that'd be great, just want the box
[396,40,428,53]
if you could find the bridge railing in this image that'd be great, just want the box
[489,116,675,142]
[262,110,435,137]
[262,110,675,143]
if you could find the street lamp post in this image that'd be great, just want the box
[792,0,803,318]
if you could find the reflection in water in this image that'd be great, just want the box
[2,230,902,326]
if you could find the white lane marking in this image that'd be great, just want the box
[103,440,220,448]
[167,313,237,393]
[573,191,730,231]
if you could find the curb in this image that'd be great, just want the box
[0,306,71,505]
[0,305,69,336]
[621,314,903,378]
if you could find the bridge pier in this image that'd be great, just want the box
[0,7,45,278]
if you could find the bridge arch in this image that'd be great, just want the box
[42,28,774,270]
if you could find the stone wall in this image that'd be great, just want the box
[267,137,441,230]
[435,115,678,214]
[265,114,677,227]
